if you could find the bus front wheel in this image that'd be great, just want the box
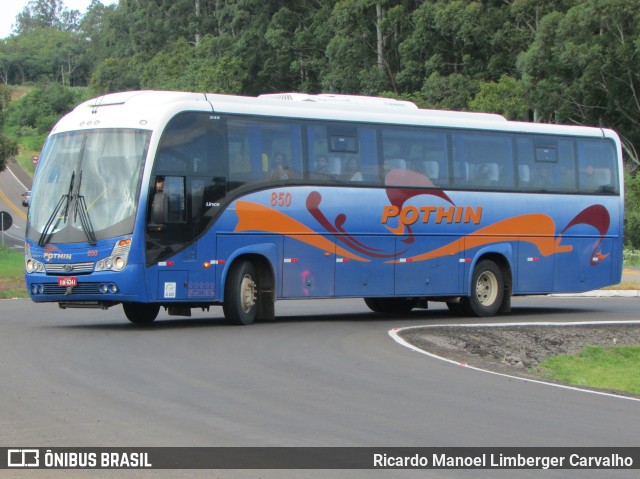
[123,302,160,324]
[223,260,258,325]
[462,260,504,317]
[364,297,417,314]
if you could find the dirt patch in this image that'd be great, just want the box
[0,276,25,288]
[400,323,640,395]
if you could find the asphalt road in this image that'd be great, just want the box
[0,296,638,479]
[0,164,29,251]
[1,164,638,477]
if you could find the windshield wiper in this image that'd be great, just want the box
[73,170,97,246]
[38,172,75,247]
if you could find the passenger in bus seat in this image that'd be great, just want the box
[314,155,329,174]
[341,157,363,181]
[579,165,600,190]
[475,163,492,186]
[532,164,553,189]
[266,151,290,180]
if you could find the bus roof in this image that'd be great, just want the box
[52,90,613,141]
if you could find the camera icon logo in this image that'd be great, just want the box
[7,449,40,467]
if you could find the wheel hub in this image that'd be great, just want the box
[475,271,498,306]
[240,274,257,313]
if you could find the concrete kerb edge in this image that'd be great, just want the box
[551,290,640,298]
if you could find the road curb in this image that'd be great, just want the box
[552,290,640,298]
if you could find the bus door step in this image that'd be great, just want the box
[167,306,192,317]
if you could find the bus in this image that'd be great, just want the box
[24,90,624,324]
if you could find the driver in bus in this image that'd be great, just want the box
[150,176,166,224]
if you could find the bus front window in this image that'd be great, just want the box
[26,129,151,244]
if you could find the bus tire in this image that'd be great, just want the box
[463,259,504,317]
[364,297,416,314]
[123,302,160,324]
[223,260,258,325]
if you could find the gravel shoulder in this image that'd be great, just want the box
[400,323,640,398]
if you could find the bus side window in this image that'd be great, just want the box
[454,132,513,190]
[381,126,444,187]
[578,139,618,194]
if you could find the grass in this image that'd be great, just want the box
[14,143,41,177]
[0,246,27,299]
[535,346,640,395]
[4,124,44,177]
[602,281,640,290]
[623,248,640,267]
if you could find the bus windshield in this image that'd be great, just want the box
[26,129,151,244]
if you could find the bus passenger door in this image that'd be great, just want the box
[158,270,189,300]
[395,236,462,295]
[282,236,335,298]
[335,236,395,297]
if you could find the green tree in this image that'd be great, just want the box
[518,0,640,166]
[323,0,418,94]
[421,72,478,111]
[0,86,18,172]
[470,75,528,120]
[89,56,141,94]
[6,83,85,135]
[624,172,640,248]
[0,28,89,85]
[14,0,81,35]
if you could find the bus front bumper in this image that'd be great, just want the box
[26,263,148,305]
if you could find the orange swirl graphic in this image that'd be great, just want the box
[391,213,572,263]
[234,201,369,262]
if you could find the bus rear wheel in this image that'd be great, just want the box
[223,260,258,325]
[364,297,417,314]
[462,259,504,317]
[123,302,160,324]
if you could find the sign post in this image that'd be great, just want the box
[0,211,13,248]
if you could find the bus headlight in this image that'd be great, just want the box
[26,258,44,273]
[96,255,128,271]
[113,256,126,271]
[95,238,131,272]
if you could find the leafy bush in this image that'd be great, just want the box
[624,172,640,249]
[6,84,87,135]
[623,249,640,267]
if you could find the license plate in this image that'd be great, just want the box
[58,276,78,287]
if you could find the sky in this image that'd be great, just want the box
[1,0,118,39]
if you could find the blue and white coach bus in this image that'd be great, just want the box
[25,91,623,324]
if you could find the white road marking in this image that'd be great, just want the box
[389,320,640,403]
[7,165,29,190]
